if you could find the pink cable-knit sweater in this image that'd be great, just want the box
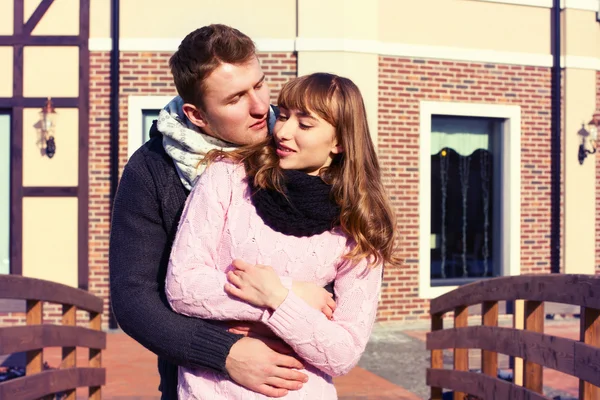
[165,160,382,399]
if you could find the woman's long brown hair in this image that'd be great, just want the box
[205,73,400,268]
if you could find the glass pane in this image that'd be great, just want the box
[430,116,501,285]
[0,113,10,274]
[142,110,161,144]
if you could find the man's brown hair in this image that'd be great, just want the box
[169,24,257,109]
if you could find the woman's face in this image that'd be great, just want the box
[273,107,342,175]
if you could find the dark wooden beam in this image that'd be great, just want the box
[78,0,91,291]
[0,35,83,46]
[22,187,78,197]
[23,0,55,35]
[0,97,79,108]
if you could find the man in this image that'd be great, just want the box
[110,25,331,399]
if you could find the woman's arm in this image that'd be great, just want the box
[227,257,382,377]
[165,162,271,321]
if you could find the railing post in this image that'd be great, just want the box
[453,306,469,400]
[25,300,43,376]
[482,301,498,378]
[579,307,600,400]
[431,312,444,400]
[89,311,102,400]
[62,304,77,400]
[523,301,544,393]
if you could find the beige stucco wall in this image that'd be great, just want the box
[298,0,378,40]
[379,0,551,54]
[22,197,78,287]
[22,108,79,187]
[23,46,79,98]
[0,1,13,35]
[90,0,296,39]
[298,52,379,145]
[27,0,80,36]
[564,9,600,58]
[563,68,597,274]
[0,47,12,98]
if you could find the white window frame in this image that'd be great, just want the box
[127,95,175,158]
[418,101,521,299]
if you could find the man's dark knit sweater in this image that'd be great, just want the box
[109,131,242,400]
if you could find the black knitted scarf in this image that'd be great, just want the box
[248,170,341,237]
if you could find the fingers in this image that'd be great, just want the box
[255,384,289,398]
[321,305,333,320]
[275,354,304,370]
[272,365,309,383]
[232,259,252,271]
[227,271,243,288]
[326,296,337,311]
[224,283,245,300]
[265,377,304,391]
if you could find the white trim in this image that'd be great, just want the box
[473,0,600,10]
[89,38,600,70]
[418,101,521,299]
[562,55,600,70]
[127,95,175,158]
[470,0,552,7]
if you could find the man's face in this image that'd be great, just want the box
[196,57,270,145]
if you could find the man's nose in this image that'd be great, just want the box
[249,91,269,117]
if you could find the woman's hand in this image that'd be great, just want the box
[225,259,289,310]
[291,281,336,320]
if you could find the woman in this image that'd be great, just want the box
[165,73,400,399]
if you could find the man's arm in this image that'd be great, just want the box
[109,154,307,396]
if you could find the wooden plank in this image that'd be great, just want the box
[524,301,544,394]
[0,35,84,46]
[430,313,444,400]
[426,369,551,400]
[453,306,468,400]
[62,305,77,400]
[0,275,103,313]
[89,312,102,400]
[429,275,600,315]
[513,299,524,386]
[25,300,43,376]
[481,301,498,378]
[0,97,80,108]
[0,325,107,354]
[427,326,575,376]
[579,307,600,400]
[22,187,78,197]
[0,368,105,399]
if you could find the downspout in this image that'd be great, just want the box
[108,0,120,329]
[550,0,561,273]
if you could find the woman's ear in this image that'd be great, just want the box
[182,102,208,129]
[331,144,344,155]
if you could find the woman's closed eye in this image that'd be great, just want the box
[277,114,288,122]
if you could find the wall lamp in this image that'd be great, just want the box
[39,97,57,158]
[578,112,600,165]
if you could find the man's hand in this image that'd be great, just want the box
[226,321,294,354]
[226,337,308,397]
[292,281,336,319]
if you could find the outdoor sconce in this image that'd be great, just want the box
[577,112,600,165]
[40,97,57,158]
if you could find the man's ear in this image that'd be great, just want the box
[182,102,207,129]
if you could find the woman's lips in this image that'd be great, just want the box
[276,144,295,157]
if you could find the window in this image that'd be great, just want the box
[419,102,521,299]
[0,113,10,274]
[127,96,175,158]
[430,116,502,286]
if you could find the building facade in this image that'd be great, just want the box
[1,0,600,328]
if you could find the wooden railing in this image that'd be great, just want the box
[0,275,106,400]
[426,274,600,400]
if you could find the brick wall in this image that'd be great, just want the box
[377,57,553,322]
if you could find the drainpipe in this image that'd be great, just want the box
[108,0,120,329]
[550,0,561,273]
